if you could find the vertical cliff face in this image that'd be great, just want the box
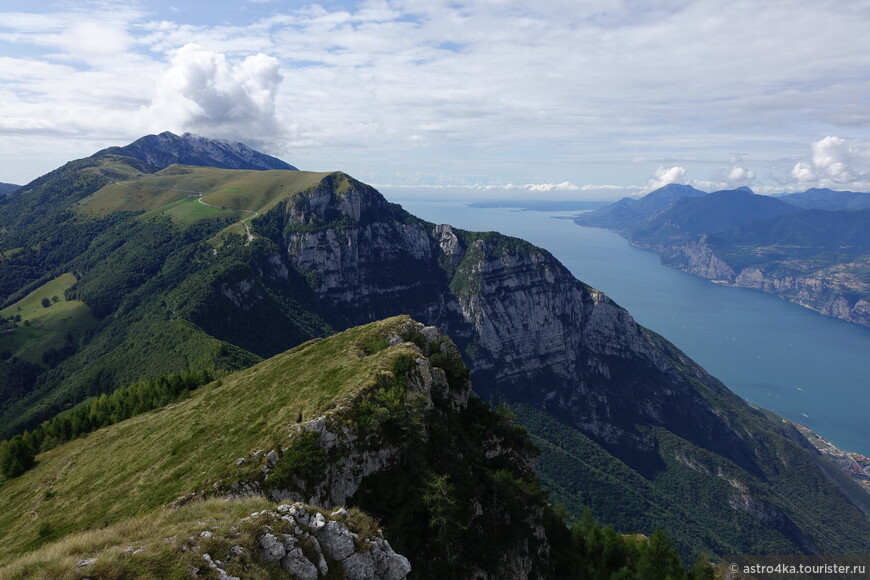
[274,174,758,470]
[261,173,870,557]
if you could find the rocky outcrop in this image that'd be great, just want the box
[656,236,736,281]
[217,318,553,578]
[276,175,758,467]
[255,503,411,580]
[253,320,470,506]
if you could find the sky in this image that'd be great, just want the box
[1,0,870,200]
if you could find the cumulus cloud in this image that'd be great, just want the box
[694,156,756,191]
[144,44,290,150]
[4,1,870,187]
[726,165,755,185]
[644,166,687,193]
[791,136,870,187]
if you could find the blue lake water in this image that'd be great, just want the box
[396,200,870,455]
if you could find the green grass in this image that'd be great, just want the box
[138,196,244,225]
[197,169,330,214]
[0,273,97,364]
[77,166,332,218]
[0,316,417,560]
[0,496,275,580]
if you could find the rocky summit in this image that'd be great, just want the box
[94,131,298,172]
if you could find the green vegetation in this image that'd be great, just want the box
[267,431,326,489]
[77,166,330,219]
[0,155,146,303]
[0,317,418,559]
[0,370,214,481]
[0,273,97,366]
[0,496,277,580]
[548,510,715,580]
[512,401,870,560]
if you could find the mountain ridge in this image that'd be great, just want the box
[0,317,552,578]
[575,185,870,326]
[1,136,869,563]
[94,131,298,172]
[775,187,870,211]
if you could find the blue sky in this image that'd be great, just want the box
[1,0,870,199]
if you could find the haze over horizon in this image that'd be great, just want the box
[2,0,870,199]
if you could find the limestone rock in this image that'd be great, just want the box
[251,503,410,580]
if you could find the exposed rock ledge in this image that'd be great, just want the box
[256,503,410,580]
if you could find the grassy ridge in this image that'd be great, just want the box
[0,316,417,559]
[77,166,331,219]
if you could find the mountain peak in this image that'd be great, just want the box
[93,131,298,172]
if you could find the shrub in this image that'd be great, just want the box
[268,432,326,490]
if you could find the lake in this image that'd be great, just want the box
[396,200,870,455]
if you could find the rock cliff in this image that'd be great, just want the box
[209,317,556,579]
[250,172,870,557]
[658,237,870,327]
[274,174,761,466]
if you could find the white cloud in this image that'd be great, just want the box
[1,1,870,188]
[726,165,755,185]
[693,156,756,191]
[791,161,817,184]
[144,44,290,150]
[644,166,687,192]
[791,136,870,188]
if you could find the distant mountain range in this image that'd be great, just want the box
[1,135,869,574]
[774,188,870,211]
[576,186,870,327]
[0,183,19,196]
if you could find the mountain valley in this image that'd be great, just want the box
[1,134,869,575]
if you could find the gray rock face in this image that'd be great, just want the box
[258,533,286,562]
[281,176,751,462]
[94,131,297,171]
[254,503,410,580]
[659,236,736,281]
[265,320,471,507]
[660,238,870,327]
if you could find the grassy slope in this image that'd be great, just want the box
[0,273,97,364]
[75,166,332,245]
[78,166,330,219]
[0,496,275,580]
[0,316,416,560]
[1,164,343,433]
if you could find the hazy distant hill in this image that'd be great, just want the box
[574,185,870,326]
[0,183,19,196]
[776,188,870,211]
[629,188,802,244]
[574,183,707,231]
